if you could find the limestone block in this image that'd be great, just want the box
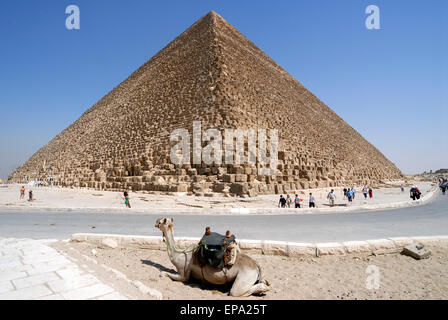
[262,241,288,256]
[238,240,263,254]
[316,242,346,256]
[222,174,235,183]
[366,239,398,255]
[342,241,372,254]
[288,242,316,257]
[229,183,248,195]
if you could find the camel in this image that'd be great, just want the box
[155,217,270,297]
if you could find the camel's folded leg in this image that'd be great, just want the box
[160,271,189,282]
[230,270,269,297]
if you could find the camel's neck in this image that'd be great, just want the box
[162,226,179,261]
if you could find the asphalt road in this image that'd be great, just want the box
[0,193,447,242]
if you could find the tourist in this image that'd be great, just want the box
[351,187,356,199]
[278,195,286,208]
[294,194,301,208]
[410,186,421,201]
[28,190,33,202]
[123,189,128,198]
[309,193,315,208]
[368,187,373,198]
[362,185,368,199]
[415,187,421,200]
[347,188,353,203]
[124,195,131,208]
[401,183,405,192]
[343,188,347,200]
[286,194,292,208]
[410,186,416,200]
[327,189,336,207]
[20,186,25,199]
[440,179,447,195]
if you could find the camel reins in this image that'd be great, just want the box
[163,238,203,254]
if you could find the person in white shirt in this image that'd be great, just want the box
[309,193,315,208]
[362,185,368,199]
[327,189,336,207]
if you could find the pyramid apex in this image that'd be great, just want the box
[206,11,219,17]
[202,10,226,24]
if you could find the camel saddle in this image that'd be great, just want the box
[195,230,237,269]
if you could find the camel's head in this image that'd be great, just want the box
[155,217,174,232]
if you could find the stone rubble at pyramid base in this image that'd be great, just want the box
[11,155,399,197]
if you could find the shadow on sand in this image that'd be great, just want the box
[321,203,348,207]
[140,259,231,295]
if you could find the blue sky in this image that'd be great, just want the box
[0,0,446,179]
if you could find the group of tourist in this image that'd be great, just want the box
[19,185,34,201]
[278,193,315,208]
[409,186,422,200]
[278,186,378,209]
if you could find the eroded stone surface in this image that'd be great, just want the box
[8,12,402,196]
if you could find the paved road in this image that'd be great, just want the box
[0,193,447,242]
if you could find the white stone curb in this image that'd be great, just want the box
[71,233,448,258]
[67,242,163,300]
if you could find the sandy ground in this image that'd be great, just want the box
[52,241,448,300]
[0,181,436,214]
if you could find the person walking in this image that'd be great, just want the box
[327,189,336,207]
[124,195,131,208]
[28,190,33,202]
[362,185,368,199]
[440,179,447,195]
[286,194,292,208]
[347,188,353,203]
[309,193,315,208]
[278,195,286,208]
[401,183,405,192]
[351,187,356,199]
[343,188,347,200]
[20,186,25,199]
[294,194,301,208]
[368,187,373,198]
[410,186,416,200]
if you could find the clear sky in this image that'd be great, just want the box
[0,0,446,180]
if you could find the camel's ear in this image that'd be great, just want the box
[163,218,167,223]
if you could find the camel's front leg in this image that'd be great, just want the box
[160,270,190,282]
[160,254,192,282]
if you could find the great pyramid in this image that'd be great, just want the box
[9,11,402,196]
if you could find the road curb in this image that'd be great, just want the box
[71,233,448,258]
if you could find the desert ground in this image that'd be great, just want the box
[0,181,436,214]
[52,240,448,300]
